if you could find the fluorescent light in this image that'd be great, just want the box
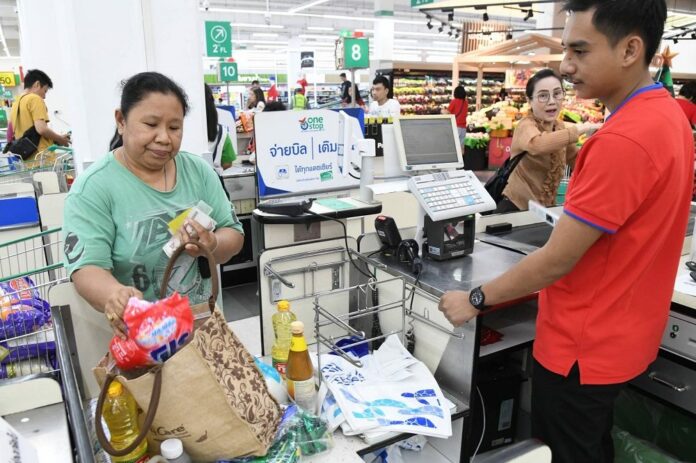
[307,26,334,31]
[394,30,444,38]
[289,0,330,14]
[433,41,458,46]
[236,39,287,45]
[298,34,335,40]
[231,23,284,30]
[252,32,279,38]
[395,39,418,44]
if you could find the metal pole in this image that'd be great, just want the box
[350,68,357,108]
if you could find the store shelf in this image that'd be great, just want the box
[479,302,537,357]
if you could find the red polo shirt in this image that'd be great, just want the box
[534,87,694,385]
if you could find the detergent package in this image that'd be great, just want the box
[110,293,194,370]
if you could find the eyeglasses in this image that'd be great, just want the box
[534,90,565,103]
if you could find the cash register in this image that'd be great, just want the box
[392,115,496,260]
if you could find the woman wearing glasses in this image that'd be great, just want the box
[497,68,601,212]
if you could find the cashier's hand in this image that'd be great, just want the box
[178,219,218,258]
[104,285,143,339]
[438,291,479,327]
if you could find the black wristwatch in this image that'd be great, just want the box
[469,286,487,311]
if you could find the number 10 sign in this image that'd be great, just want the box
[343,38,369,69]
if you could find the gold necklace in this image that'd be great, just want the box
[119,148,168,191]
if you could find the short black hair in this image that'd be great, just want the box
[109,72,189,150]
[24,69,53,89]
[561,0,667,66]
[252,87,265,103]
[251,80,260,85]
[340,72,347,78]
[525,68,563,99]
[372,75,390,88]
[204,83,218,142]
[453,85,466,100]
[264,101,287,112]
[679,81,696,103]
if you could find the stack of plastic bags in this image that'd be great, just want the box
[317,335,452,440]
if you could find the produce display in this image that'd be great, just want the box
[393,74,504,115]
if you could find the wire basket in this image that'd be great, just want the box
[0,228,67,383]
[0,145,74,191]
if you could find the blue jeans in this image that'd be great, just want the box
[457,127,466,147]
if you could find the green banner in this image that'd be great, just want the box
[205,21,231,57]
[411,0,434,6]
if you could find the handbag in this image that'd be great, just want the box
[484,151,527,205]
[5,95,41,159]
[93,242,282,461]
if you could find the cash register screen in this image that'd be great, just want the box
[394,115,463,171]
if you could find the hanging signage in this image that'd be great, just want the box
[411,0,434,6]
[0,72,16,87]
[300,51,315,68]
[343,38,369,69]
[254,110,359,197]
[205,21,231,57]
[219,62,238,82]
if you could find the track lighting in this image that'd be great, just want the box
[692,32,696,39]
[673,38,679,44]
[438,23,444,33]
[447,12,454,22]
[524,9,533,21]
[483,12,489,22]
[427,19,433,30]
[506,32,513,40]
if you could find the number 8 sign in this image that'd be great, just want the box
[343,38,369,69]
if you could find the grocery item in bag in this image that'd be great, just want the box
[102,381,149,463]
[110,293,193,370]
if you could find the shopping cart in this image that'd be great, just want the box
[0,227,67,383]
[0,145,74,191]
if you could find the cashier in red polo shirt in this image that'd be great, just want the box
[437,2,694,462]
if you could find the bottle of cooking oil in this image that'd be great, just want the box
[102,381,148,463]
[286,321,317,413]
[271,300,297,378]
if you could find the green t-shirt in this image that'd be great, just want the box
[63,151,243,303]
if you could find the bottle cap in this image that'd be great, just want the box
[160,438,184,459]
[277,300,290,311]
[107,381,123,398]
[290,320,305,334]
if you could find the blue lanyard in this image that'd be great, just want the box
[605,82,663,121]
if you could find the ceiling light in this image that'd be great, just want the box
[252,32,279,38]
[427,19,433,30]
[692,32,696,39]
[288,0,330,14]
[307,26,334,31]
[483,12,489,22]
[506,32,513,40]
[447,12,454,22]
[524,10,533,21]
[438,23,445,33]
[673,38,679,44]
[231,23,284,30]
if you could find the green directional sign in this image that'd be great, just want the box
[411,0,434,6]
[343,38,369,69]
[206,21,231,57]
[219,62,238,82]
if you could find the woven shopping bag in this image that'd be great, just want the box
[93,242,282,461]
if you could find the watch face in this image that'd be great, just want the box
[470,289,483,306]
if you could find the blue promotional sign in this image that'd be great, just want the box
[254,110,360,197]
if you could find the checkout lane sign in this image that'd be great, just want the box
[219,62,238,82]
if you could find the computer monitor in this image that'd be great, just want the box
[393,115,463,172]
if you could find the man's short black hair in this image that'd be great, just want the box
[24,69,53,89]
[251,80,259,85]
[562,0,666,66]
[340,72,347,78]
[680,81,696,103]
[372,75,390,88]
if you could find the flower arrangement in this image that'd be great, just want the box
[464,132,490,150]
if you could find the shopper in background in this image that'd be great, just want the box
[291,86,308,111]
[248,100,287,165]
[446,85,469,147]
[676,81,696,128]
[250,80,260,91]
[8,69,70,160]
[494,88,509,103]
[204,83,235,197]
[247,87,266,113]
[350,84,366,110]
[64,72,244,339]
[340,72,352,106]
[267,76,279,102]
[496,69,600,213]
[369,75,401,117]
[439,2,694,462]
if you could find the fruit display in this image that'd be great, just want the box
[561,98,604,123]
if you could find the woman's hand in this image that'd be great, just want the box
[104,285,143,339]
[178,219,218,258]
[576,122,602,135]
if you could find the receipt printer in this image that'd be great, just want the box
[423,214,475,261]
